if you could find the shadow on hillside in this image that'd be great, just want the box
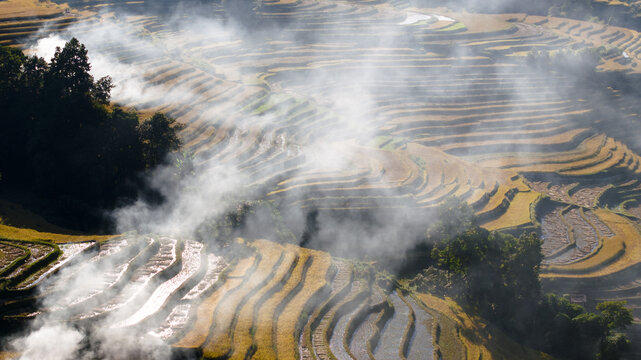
[0,198,86,235]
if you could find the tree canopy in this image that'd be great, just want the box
[0,39,183,230]
[412,197,633,360]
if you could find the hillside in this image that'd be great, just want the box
[2,0,641,358]
[0,230,552,360]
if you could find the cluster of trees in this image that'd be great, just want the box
[533,295,632,359]
[411,198,633,360]
[0,39,183,229]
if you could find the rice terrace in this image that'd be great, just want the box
[4,0,641,358]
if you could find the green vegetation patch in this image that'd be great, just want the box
[436,22,467,32]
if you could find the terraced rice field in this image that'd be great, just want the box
[1,235,503,359]
[4,0,641,357]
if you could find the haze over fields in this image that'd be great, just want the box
[3,0,641,359]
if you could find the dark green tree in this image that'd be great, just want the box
[597,301,633,360]
[597,301,634,330]
[426,196,477,242]
[46,38,94,99]
[600,333,631,360]
[138,112,185,169]
[0,46,25,93]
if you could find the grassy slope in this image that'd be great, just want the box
[0,200,114,243]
